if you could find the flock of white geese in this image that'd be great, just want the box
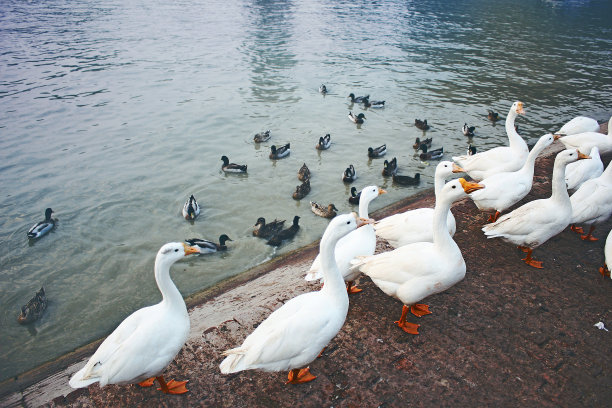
[69,101,612,395]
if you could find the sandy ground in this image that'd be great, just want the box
[1,136,611,407]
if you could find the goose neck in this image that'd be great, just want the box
[550,159,571,203]
[432,195,456,251]
[505,109,523,149]
[319,233,350,298]
[358,197,371,218]
[154,256,186,313]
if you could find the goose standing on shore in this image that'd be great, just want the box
[453,101,527,180]
[568,159,612,241]
[469,134,558,222]
[353,179,483,334]
[482,149,589,268]
[558,116,612,155]
[69,243,200,394]
[220,214,371,384]
[600,230,612,278]
[565,146,603,191]
[306,186,386,293]
[375,161,463,248]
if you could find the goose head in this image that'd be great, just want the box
[156,242,199,266]
[510,101,525,116]
[437,161,464,178]
[321,213,373,246]
[556,148,590,167]
[359,185,386,206]
[531,133,560,154]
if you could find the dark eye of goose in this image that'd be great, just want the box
[452,185,456,189]
[346,221,350,224]
[175,249,179,252]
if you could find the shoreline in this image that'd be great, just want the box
[2,133,611,406]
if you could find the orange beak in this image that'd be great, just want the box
[553,134,561,140]
[516,101,525,115]
[182,243,200,255]
[452,163,465,173]
[577,150,590,160]
[378,188,387,195]
[459,178,485,194]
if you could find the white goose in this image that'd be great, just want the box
[219,213,371,384]
[453,101,527,180]
[600,229,612,278]
[568,159,612,241]
[305,186,386,293]
[352,178,483,335]
[482,149,589,268]
[555,116,600,136]
[558,116,612,154]
[469,133,558,222]
[374,161,463,248]
[69,242,199,394]
[565,146,603,191]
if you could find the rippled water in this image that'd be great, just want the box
[1,0,611,381]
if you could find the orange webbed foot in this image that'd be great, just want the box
[599,266,610,278]
[410,303,431,317]
[395,320,420,334]
[570,225,584,234]
[346,282,363,294]
[286,367,317,384]
[138,378,156,387]
[487,211,501,223]
[521,256,543,269]
[580,234,598,242]
[156,376,189,394]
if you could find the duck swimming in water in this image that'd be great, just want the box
[316,134,331,150]
[253,217,285,239]
[270,143,291,159]
[348,112,366,124]
[185,235,232,254]
[17,287,47,324]
[27,208,55,239]
[221,156,247,173]
[182,195,200,220]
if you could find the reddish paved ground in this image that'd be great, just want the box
[2,142,611,407]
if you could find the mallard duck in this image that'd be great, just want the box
[483,149,589,268]
[413,137,432,149]
[254,130,271,143]
[565,146,603,191]
[600,229,612,278]
[367,144,386,158]
[374,161,463,248]
[221,156,247,173]
[298,163,311,181]
[414,119,430,130]
[555,116,600,136]
[17,287,47,324]
[469,134,559,222]
[348,186,361,205]
[185,235,232,254]
[363,99,385,108]
[347,93,369,103]
[467,144,477,156]
[354,179,483,334]
[319,84,327,95]
[558,116,612,155]
[393,173,420,186]
[267,216,300,246]
[310,202,338,218]
[27,208,55,239]
[453,101,528,180]
[568,158,612,241]
[463,123,476,137]
[220,214,370,384]
[316,134,331,150]
[348,112,366,124]
[253,217,285,238]
[182,195,200,220]
[382,157,397,176]
[342,164,357,182]
[419,144,443,160]
[69,242,200,394]
[306,187,385,293]
[487,109,500,122]
[292,179,311,200]
[269,143,290,159]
